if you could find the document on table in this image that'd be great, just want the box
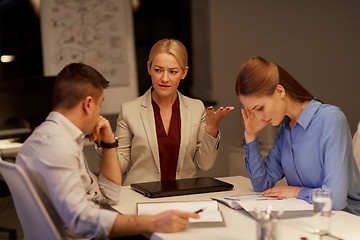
[137,200,224,225]
[212,193,313,212]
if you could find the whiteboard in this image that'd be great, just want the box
[40,0,138,114]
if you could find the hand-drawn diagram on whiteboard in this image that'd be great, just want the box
[41,0,130,86]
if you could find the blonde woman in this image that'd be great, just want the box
[115,39,234,185]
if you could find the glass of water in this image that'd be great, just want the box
[312,188,332,234]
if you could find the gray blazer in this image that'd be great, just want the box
[116,88,221,185]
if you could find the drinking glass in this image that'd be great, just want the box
[312,188,332,234]
[256,218,277,240]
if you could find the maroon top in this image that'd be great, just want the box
[152,97,181,181]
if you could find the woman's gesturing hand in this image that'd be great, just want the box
[205,106,235,137]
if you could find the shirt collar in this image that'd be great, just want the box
[142,87,186,108]
[151,95,179,111]
[295,99,321,130]
[46,111,85,145]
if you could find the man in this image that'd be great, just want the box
[16,63,198,239]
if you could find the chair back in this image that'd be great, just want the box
[0,157,61,240]
[353,131,360,169]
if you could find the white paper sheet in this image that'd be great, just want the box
[213,194,313,212]
[137,200,223,223]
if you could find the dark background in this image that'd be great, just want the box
[0,0,192,136]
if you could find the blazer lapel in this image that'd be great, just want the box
[140,89,161,172]
[178,91,191,172]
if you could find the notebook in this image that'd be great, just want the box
[137,200,226,227]
[130,177,234,198]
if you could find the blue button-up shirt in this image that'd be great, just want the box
[244,100,360,214]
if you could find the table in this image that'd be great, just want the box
[112,176,360,240]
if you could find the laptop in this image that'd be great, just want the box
[130,177,234,198]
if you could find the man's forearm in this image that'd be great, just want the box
[108,214,153,237]
[100,147,122,185]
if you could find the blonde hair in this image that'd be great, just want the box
[148,38,188,70]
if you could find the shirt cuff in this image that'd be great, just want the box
[204,129,221,140]
[244,137,260,150]
[297,187,313,204]
[98,209,119,239]
[98,173,122,204]
[203,130,221,151]
[243,138,262,172]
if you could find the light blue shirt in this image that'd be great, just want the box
[244,100,360,214]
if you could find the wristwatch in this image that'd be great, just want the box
[100,137,119,148]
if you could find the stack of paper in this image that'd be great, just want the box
[212,194,313,212]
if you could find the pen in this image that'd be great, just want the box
[224,197,239,201]
[194,208,204,214]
